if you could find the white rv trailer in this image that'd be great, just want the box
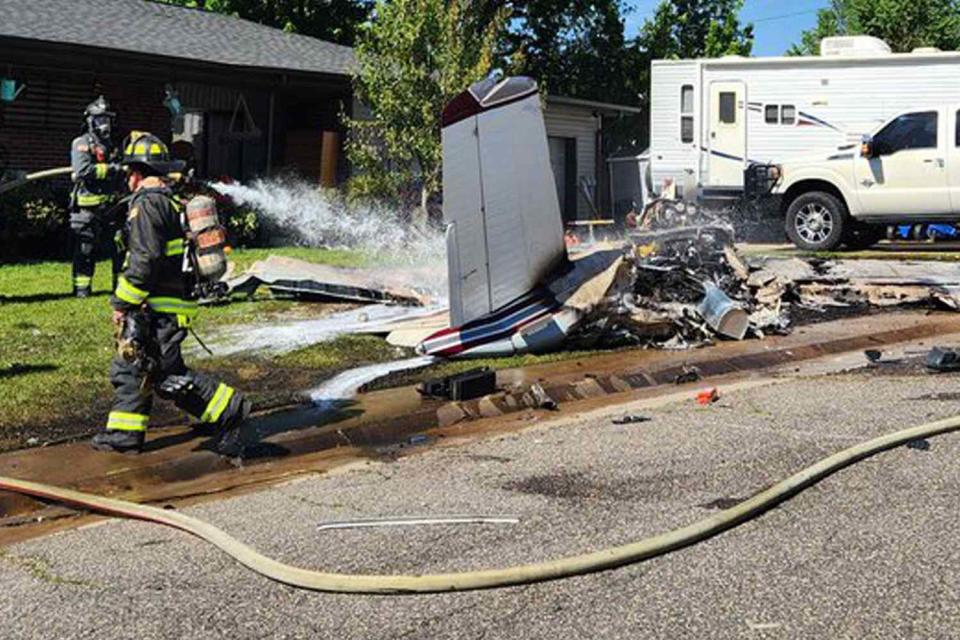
[649,36,960,201]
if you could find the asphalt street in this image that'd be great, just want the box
[3,369,960,639]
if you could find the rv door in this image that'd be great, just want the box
[708,81,746,187]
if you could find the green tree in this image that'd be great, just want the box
[156,0,373,46]
[789,0,960,55]
[345,0,507,215]
[631,0,753,145]
[636,0,754,60]
[505,0,641,106]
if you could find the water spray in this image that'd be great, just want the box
[210,178,446,267]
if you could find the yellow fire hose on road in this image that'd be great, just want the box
[1,414,958,594]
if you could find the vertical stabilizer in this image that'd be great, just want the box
[441,76,566,326]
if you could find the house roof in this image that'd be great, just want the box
[547,95,643,116]
[0,0,356,77]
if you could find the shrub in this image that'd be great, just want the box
[0,180,71,261]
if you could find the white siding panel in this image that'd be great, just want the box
[650,61,700,193]
[544,103,598,218]
[652,55,960,191]
[707,58,960,166]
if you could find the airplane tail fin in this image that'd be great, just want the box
[440,76,566,327]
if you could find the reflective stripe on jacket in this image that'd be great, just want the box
[70,133,120,208]
[111,180,196,324]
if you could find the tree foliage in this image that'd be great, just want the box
[504,0,642,106]
[155,0,373,46]
[625,0,752,146]
[789,0,960,55]
[637,0,754,60]
[345,0,507,208]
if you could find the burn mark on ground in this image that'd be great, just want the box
[501,470,689,502]
[698,496,746,510]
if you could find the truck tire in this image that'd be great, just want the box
[785,191,847,251]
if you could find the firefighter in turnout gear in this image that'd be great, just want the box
[69,96,124,297]
[91,132,251,454]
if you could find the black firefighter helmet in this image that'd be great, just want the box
[84,95,116,139]
[122,131,186,175]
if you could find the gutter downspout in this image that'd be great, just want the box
[266,90,275,175]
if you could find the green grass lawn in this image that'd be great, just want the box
[0,245,618,450]
[0,247,373,449]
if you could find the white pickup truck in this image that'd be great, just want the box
[772,106,960,250]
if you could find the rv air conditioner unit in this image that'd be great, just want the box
[820,36,892,57]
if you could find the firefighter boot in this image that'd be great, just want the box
[91,429,145,454]
[213,395,253,457]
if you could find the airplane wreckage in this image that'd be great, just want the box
[217,77,960,360]
[414,76,960,358]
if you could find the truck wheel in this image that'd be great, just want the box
[785,191,847,251]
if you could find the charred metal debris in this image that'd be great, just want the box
[568,199,960,350]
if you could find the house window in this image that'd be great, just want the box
[719,92,736,124]
[681,85,694,143]
[781,105,796,125]
[765,105,779,124]
[955,109,960,146]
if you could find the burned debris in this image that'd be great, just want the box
[568,201,790,350]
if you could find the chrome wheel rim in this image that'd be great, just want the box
[796,203,833,245]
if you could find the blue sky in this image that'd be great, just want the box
[624,0,831,56]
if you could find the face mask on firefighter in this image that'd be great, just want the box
[91,115,112,138]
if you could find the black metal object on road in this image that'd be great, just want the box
[419,367,497,401]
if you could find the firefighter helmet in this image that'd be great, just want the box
[122,131,185,175]
[84,95,115,139]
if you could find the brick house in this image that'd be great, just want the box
[0,0,354,183]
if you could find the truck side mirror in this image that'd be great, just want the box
[860,136,874,158]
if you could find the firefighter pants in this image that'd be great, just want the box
[106,313,247,434]
[70,207,123,293]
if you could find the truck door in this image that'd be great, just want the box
[708,81,746,187]
[948,108,960,212]
[854,109,950,215]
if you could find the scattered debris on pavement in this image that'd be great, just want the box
[925,346,960,372]
[697,387,720,406]
[316,515,520,532]
[906,439,931,451]
[530,383,559,410]
[674,366,702,385]
[418,367,497,401]
[611,415,651,425]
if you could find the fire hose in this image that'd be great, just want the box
[0,166,72,196]
[1,414,958,594]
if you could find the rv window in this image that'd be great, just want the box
[956,110,960,146]
[719,92,736,124]
[873,111,938,154]
[681,85,694,114]
[681,116,694,143]
[781,105,796,125]
[765,105,778,124]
